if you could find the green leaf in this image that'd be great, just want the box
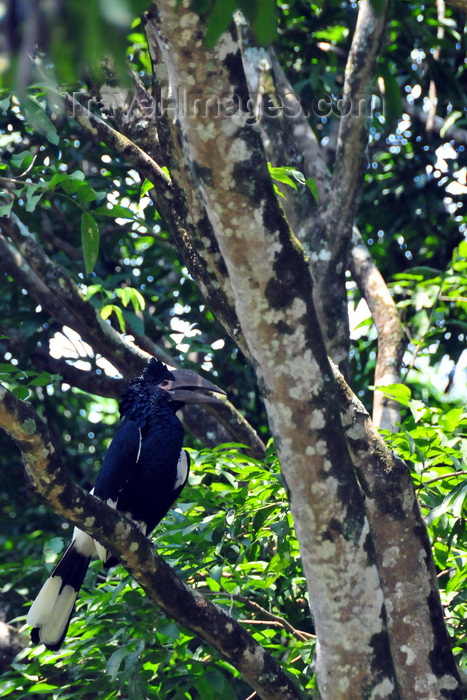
[240,0,277,46]
[140,178,154,197]
[24,184,44,212]
[124,639,145,670]
[12,385,30,400]
[268,165,296,189]
[81,212,100,275]
[204,0,237,49]
[63,177,99,203]
[378,65,402,128]
[306,177,319,203]
[101,304,125,332]
[0,201,13,217]
[28,371,54,387]
[43,538,65,564]
[46,173,70,190]
[156,621,179,640]
[272,183,286,198]
[374,383,412,407]
[440,110,463,138]
[426,482,467,524]
[121,309,144,335]
[27,683,59,692]
[93,204,136,219]
[19,95,59,145]
[11,151,34,170]
[457,240,467,259]
[439,407,465,433]
[115,287,145,312]
[106,646,128,681]
[0,362,19,373]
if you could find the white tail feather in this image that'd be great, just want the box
[28,537,93,649]
[34,585,77,647]
[27,576,62,627]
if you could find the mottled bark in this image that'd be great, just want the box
[147,3,398,697]
[239,31,350,378]
[238,23,405,429]
[328,0,390,246]
[333,364,463,698]
[0,385,302,700]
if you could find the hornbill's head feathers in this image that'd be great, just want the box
[142,357,175,385]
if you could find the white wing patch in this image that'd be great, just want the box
[174,450,189,490]
[72,527,97,557]
[72,490,99,557]
[94,497,118,563]
[136,427,142,463]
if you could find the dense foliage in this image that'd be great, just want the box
[0,0,466,697]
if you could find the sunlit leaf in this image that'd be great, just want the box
[81,212,100,275]
[19,95,59,145]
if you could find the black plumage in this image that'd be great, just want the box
[95,363,188,564]
[27,358,225,650]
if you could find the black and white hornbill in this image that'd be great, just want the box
[27,358,226,650]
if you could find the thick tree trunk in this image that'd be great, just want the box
[146,3,399,697]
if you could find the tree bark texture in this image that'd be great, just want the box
[146,3,399,697]
[333,365,462,697]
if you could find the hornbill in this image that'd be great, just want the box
[27,358,226,650]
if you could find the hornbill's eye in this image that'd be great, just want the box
[158,379,173,390]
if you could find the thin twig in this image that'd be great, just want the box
[64,93,172,193]
[239,619,314,639]
[415,471,467,489]
[226,590,313,643]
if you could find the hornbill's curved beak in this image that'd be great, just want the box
[169,369,226,404]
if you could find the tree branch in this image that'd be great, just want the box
[0,215,150,377]
[348,228,406,429]
[0,385,302,700]
[333,363,463,697]
[0,215,265,452]
[237,32,352,376]
[64,94,173,194]
[68,66,249,361]
[237,32,404,429]
[228,592,313,643]
[328,0,390,249]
